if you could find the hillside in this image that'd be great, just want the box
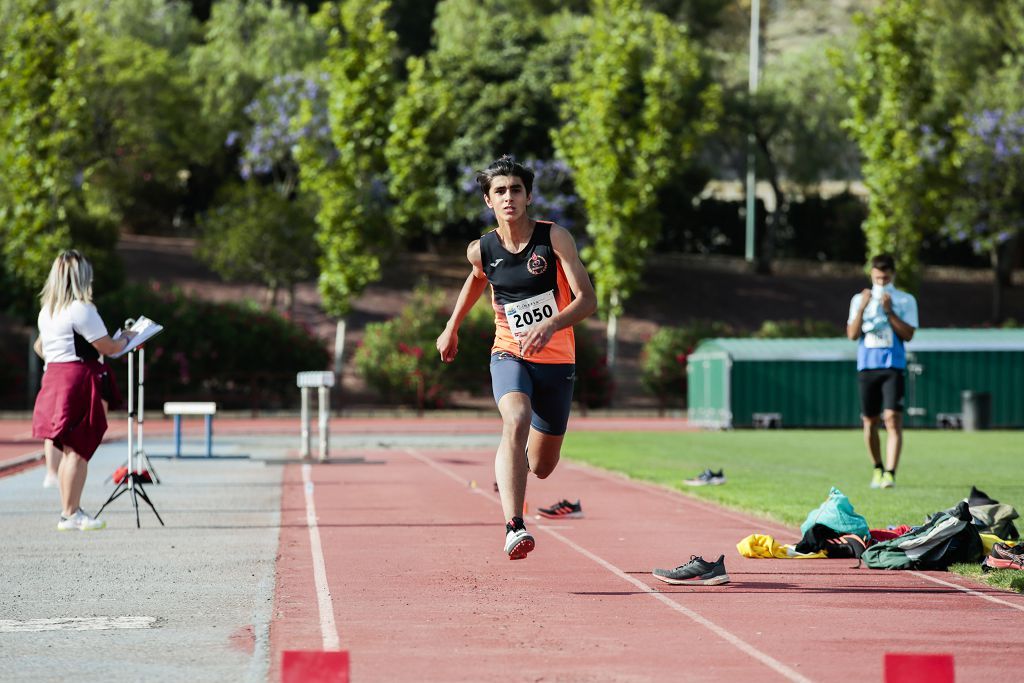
[113,234,1024,409]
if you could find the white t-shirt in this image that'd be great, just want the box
[37,301,109,364]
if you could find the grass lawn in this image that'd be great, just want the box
[563,429,1024,591]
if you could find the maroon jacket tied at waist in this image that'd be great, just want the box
[32,360,110,460]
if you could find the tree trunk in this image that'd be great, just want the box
[606,290,619,370]
[754,133,784,276]
[991,247,1004,324]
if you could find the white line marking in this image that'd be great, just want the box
[403,448,813,683]
[909,571,1024,612]
[0,616,155,632]
[302,463,341,651]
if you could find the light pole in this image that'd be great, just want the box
[745,0,761,263]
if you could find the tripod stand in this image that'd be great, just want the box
[104,343,160,485]
[96,344,164,528]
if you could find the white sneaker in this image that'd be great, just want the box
[56,509,107,531]
[43,472,59,488]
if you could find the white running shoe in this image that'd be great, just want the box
[504,517,535,560]
[57,509,107,531]
[42,472,59,488]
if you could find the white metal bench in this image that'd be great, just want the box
[163,402,217,457]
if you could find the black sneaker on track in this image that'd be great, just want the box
[504,517,535,560]
[987,542,1024,570]
[537,499,584,520]
[652,554,730,585]
[684,469,726,486]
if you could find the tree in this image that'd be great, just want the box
[385,0,578,239]
[197,183,319,310]
[63,0,207,235]
[297,0,400,318]
[551,0,720,368]
[0,0,88,315]
[838,0,955,291]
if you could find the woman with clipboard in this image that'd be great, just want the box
[32,250,135,531]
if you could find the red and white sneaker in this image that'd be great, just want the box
[537,499,584,520]
[504,517,535,560]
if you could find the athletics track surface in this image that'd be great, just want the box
[2,416,1022,682]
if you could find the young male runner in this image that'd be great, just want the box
[436,155,597,559]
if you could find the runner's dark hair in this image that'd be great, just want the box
[476,155,535,195]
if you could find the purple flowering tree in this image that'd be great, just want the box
[944,107,1024,322]
[200,71,332,312]
[229,71,335,196]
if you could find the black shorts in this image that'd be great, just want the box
[858,368,905,417]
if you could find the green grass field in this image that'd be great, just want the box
[563,429,1024,591]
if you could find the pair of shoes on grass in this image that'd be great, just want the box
[57,508,106,531]
[684,468,726,486]
[870,468,896,489]
[983,541,1024,571]
[652,554,730,586]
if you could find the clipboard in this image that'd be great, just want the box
[109,315,164,359]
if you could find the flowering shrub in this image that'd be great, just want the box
[571,328,614,409]
[97,284,328,407]
[640,321,734,410]
[356,284,613,410]
[355,285,493,409]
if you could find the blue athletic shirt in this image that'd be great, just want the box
[847,288,919,371]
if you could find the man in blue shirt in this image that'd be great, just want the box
[846,254,919,489]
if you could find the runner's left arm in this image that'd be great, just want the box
[519,224,597,357]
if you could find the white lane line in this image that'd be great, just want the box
[403,448,814,683]
[0,616,155,632]
[302,463,341,651]
[909,571,1024,612]
[572,462,1024,614]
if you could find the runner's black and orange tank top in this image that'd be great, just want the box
[479,221,575,364]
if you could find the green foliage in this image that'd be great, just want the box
[196,183,318,296]
[189,0,326,152]
[572,328,614,409]
[298,0,400,318]
[552,0,720,317]
[355,284,613,409]
[838,1,954,290]
[354,285,492,407]
[0,0,86,315]
[97,284,328,406]
[640,321,733,408]
[386,0,575,236]
[752,318,841,339]
[67,2,208,233]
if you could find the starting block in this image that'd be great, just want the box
[163,402,217,457]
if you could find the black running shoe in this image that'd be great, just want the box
[504,517,535,560]
[684,469,726,486]
[537,499,584,520]
[652,554,730,585]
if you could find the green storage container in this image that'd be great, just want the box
[686,329,1024,429]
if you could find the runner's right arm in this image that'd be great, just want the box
[436,240,489,363]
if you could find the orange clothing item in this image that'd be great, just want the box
[489,259,575,363]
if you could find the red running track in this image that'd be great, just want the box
[270,444,1024,682]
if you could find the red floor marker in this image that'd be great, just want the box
[282,650,349,683]
[884,653,954,683]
